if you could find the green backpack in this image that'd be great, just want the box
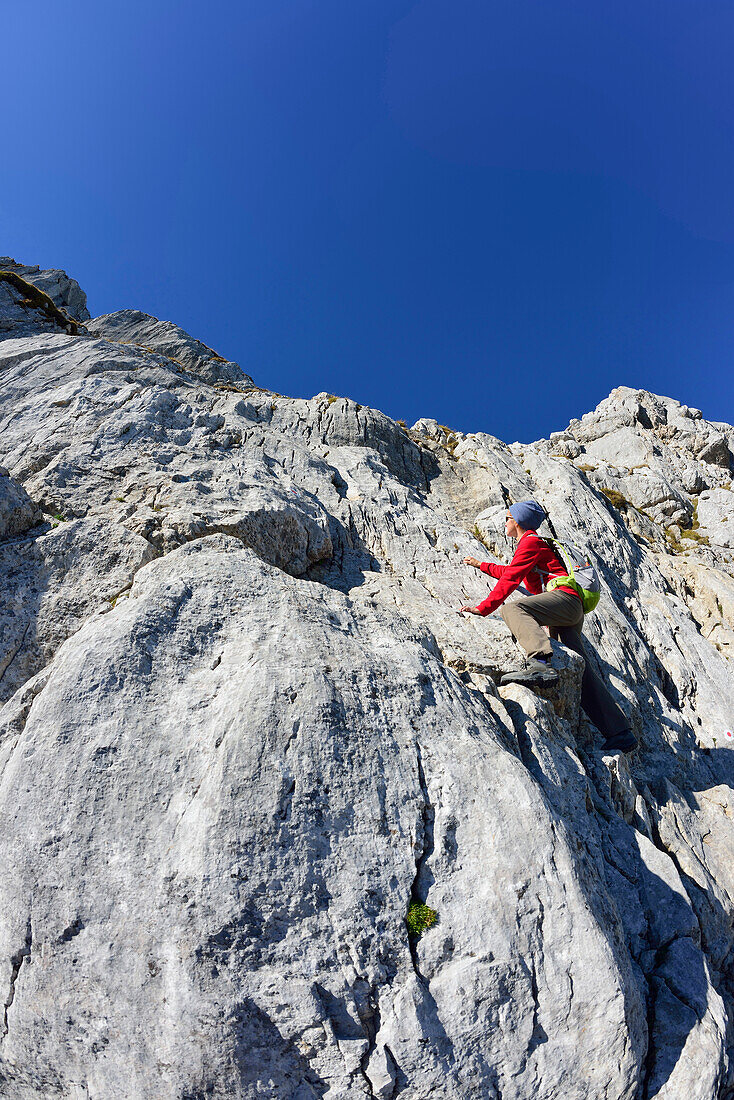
[544,539,601,614]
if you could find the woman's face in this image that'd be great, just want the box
[505,512,522,539]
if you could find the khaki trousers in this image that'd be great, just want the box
[501,591,630,739]
[501,590,584,658]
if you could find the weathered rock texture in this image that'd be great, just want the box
[1,265,733,1100]
[0,258,91,323]
[89,310,252,386]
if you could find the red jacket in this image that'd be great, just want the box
[476,531,581,616]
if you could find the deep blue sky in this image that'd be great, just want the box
[5,1,734,442]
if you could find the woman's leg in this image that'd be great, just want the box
[501,591,584,659]
[558,626,631,739]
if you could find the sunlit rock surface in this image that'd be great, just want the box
[0,257,91,323]
[1,267,733,1099]
[89,310,253,387]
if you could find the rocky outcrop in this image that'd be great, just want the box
[90,309,253,386]
[0,258,91,322]
[0,270,84,339]
[539,387,734,539]
[0,267,733,1098]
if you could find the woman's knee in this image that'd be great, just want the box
[500,602,517,626]
[501,599,529,629]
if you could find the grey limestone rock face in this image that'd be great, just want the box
[0,517,156,704]
[89,309,254,386]
[1,268,734,1098]
[0,275,78,339]
[0,472,38,541]
[698,488,734,549]
[0,257,91,322]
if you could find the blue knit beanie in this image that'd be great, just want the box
[508,499,547,530]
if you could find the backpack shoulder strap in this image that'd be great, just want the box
[546,538,576,582]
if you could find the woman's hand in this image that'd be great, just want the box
[460,605,482,615]
[463,556,481,568]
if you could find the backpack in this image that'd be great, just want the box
[543,538,601,614]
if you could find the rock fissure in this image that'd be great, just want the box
[1,921,32,1041]
[406,743,436,983]
[357,992,382,1099]
[0,622,32,688]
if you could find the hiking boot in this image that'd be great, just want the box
[500,658,558,687]
[601,729,637,754]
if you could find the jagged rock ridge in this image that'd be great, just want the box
[0,262,733,1099]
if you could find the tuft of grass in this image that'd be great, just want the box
[406,901,438,939]
[600,487,629,510]
[665,528,683,554]
[677,500,710,547]
[0,270,81,334]
[326,395,338,406]
[680,528,710,545]
[576,463,596,473]
[472,524,490,550]
[396,419,408,429]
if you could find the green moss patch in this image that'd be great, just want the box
[406,901,438,939]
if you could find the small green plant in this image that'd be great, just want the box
[406,901,438,939]
[52,512,66,522]
[114,496,125,503]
